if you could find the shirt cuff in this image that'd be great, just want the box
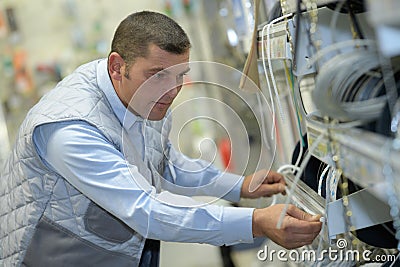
[217,172,244,203]
[222,206,255,246]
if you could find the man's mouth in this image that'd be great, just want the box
[154,101,172,108]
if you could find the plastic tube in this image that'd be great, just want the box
[266,13,293,122]
[261,13,293,138]
[317,165,330,196]
[261,23,277,140]
[256,92,272,150]
[277,130,326,229]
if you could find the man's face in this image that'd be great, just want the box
[117,44,190,121]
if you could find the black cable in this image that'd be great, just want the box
[347,1,365,39]
[327,0,366,14]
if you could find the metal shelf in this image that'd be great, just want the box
[306,116,400,202]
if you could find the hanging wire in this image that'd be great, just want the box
[277,130,326,229]
[260,13,293,139]
[284,61,306,166]
[266,13,293,122]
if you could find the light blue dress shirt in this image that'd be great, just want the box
[32,59,254,246]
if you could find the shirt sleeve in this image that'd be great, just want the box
[33,121,254,246]
[163,144,245,203]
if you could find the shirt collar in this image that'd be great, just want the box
[97,58,140,130]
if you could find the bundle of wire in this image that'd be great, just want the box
[276,146,355,267]
[312,44,387,122]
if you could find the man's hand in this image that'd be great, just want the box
[252,204,322,249]
[241,169,286,198]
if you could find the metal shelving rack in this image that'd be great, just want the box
[258,0,400,203]
[254,0,400,257]
[306,117,400,202]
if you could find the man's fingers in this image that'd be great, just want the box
[286,205,321,222]
[264,171,285,184]
[254,205,322,250]
[259,183,286,196]
[281,219,322,249]
[277,223,320,249]
[285,216,322,234]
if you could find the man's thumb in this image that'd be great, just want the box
[287,206,321,222]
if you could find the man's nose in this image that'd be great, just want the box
[166,86,179,99]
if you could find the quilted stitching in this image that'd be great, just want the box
[0,60,171,266]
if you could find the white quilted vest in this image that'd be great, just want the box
[0,59,170,266]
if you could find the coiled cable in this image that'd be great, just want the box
[312,46,387,121]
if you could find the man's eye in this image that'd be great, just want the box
[177,73,188,81]
[155,72,167,79]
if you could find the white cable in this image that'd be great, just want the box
[313,47,385,121]
[261,23,277,140]
[256,92,271,150]
[317,165,330,196]
[266,13,293,122]
[382,223,396,237]
[389,253,400,267]
[269,195,278,206]
[277,131,326,229]
[277,164,301,174]
[284,186,292,200]
[261,13,293,139]
[320,167,333,265]
[262,13,307,172]
[314,216,326,266]
[272,164,301,207]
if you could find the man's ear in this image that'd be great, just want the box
[108,52,125,81]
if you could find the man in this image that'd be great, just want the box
[0,11,321,266]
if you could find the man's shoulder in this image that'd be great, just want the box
[74,58,104,73]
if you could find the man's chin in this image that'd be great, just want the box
[146,116,165,121]
[144,110,168,121]
[131,105,168,121]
